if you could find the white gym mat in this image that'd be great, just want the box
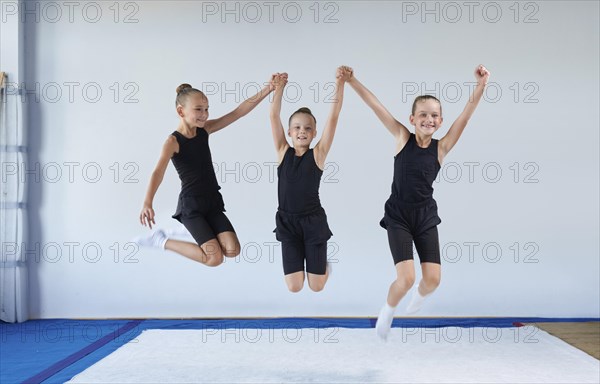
[68,327,600,383]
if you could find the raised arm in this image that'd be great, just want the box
[346,68,410,142]
[438,64,490,161]
[139,136,178,228]
[205,75,276,134]
[270,73,290,163]
[313,66,349,169]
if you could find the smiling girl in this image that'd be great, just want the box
[135,78,274,267]
[345,65,490,340]
[270,68,350,292]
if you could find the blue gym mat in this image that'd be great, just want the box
[1,317,598,384]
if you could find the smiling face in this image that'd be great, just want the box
[288,112,317,148]
[409,98,443,136]
[177,92,209,128]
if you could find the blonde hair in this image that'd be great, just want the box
[175,83,206,107]
[412,95,442,115]
[289,107,317,126]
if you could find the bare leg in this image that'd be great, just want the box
[165,238,224,267]
[419,262,441,295]
[406,262,441,313]
[387,260,416,306]
[307,267,330,292]
[216,231,241,258]
[285,271,305,292]
[376,260,416,341]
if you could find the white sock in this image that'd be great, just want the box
[375,302,396,341]
[133,229,168,250]
[406,284,430,314]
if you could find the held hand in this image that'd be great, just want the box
[140,205,156,229]
[280,72,288,85]
[269,73,278,91]
[273,72,288,91]
[475,64,490,85]
[336,65,354,83]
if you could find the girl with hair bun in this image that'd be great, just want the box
[270,67,351,292]
[135,77,275,267]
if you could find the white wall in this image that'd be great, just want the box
[13,0,599,318]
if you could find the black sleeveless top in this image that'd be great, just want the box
[171,129,220,197]
[277,147,323,214]
[390,133,440,206]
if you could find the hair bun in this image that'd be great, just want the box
[176,83,193,94]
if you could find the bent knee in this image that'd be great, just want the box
[308,282,325,292]
[201,247,224,267]
[423,274,441,289]
[395,276,416,292]
[287,283,303,293]
[218,238,240,258]
[200,240,225,266]
[307,274,328,292]
[286,278,304,292]
[205,254,224,267]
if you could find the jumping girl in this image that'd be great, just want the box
[345,65,490,339]
[269,68,350,292]
[135,77,274,267]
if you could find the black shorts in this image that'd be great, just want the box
[380,198,441,265]
[274,208,333,275]
[172,192,235,246]
[274,208,332,244]
[281,241,328,275]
